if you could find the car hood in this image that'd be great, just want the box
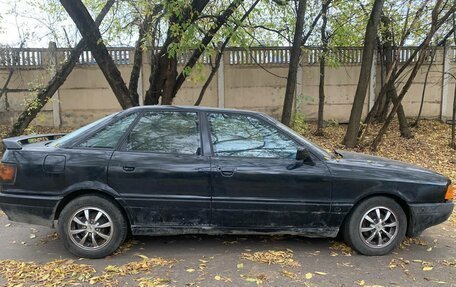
[333,150,447,181]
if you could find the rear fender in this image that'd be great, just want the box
[55,181,131,223]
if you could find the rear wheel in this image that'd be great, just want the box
[58,195,128,259]
[344,196,407,256]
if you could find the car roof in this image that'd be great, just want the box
[122,105,266,116]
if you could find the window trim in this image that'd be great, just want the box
[117,110,204,156]
[205,111,304,160]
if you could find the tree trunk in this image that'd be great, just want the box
[60,0,135,109]
[195,52,221,106]
[8,0,115,137]
[343,0,384,147]
[391,86,412,138]
[315,0,329,136]
[281,0,307,126]
[160,59,178,105]
[128,17,152,105]
[451,12,456,149]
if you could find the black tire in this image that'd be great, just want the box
[58,195,128,259]
[343,196,407,256]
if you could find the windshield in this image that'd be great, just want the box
[266,115,331,159]
[50,113,118,148]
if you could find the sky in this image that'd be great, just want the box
[0,0,51,47]
[0,0,92,48]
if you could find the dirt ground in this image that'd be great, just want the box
[0,119,455,287]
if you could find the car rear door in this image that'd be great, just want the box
[205,112,332,230]
[108,110,212,229]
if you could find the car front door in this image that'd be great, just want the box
[206,112,332,231]
[108,110,212,229]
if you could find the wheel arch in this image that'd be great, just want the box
[342,192,411,234]
[54,188,131,230]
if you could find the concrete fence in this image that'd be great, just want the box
[0,43,455,128]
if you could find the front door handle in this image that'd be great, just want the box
[122,166,135,172]
[218,167,236,177]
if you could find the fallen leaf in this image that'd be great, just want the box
[305,273,313,279]
[281,270,297,279]
[241,250,300,267]
[329,241,352,256]
[355,279,365,286]
[186,268,195,273]
[138,254,149,260]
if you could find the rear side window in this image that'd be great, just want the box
[76,113,137,149]
[125,111,201,155]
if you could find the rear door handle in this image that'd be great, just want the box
[218,167,236,177]
[122,166,135,172]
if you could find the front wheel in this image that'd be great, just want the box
[343,196,407,256]
[58,195,128,259]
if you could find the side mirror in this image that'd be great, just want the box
[296,147,311,161]
[287,147,314,170]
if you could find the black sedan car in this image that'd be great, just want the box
[0,106,453,258]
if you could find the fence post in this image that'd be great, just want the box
[49,42,62,128]
[368,49,377,111]
[217,49,226,108]
[440,43,450,121]
[135,48,144,105]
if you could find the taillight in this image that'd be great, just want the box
[445,185,454,201]
[0,163,16,183]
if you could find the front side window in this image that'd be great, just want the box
[76,113,137,149]
[126,111,201,155]
[208,113,298,158]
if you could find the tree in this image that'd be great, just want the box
[376,15,411,138]
[370,0,455,150]
[144,0,245,105]
[281,0,307,126]
[360,0,429,139]
[343,0,385,148]
[315,0,329,136]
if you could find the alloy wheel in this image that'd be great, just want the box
[68,207,114,250]
[358,206,399,248]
